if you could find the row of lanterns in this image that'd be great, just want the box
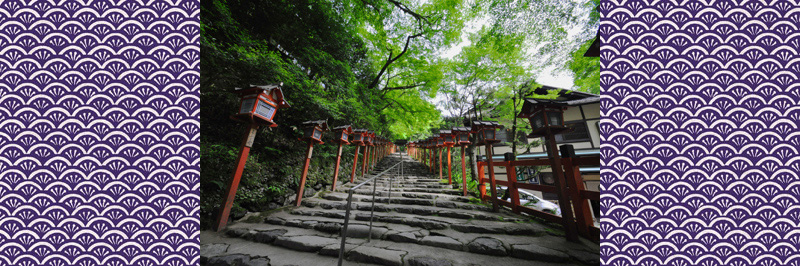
[215,84,396,231]
[407,100,570,212]
[217,84,571,228]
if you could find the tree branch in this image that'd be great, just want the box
[368,32,423,89]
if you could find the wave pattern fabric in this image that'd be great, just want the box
[601,1,800,265]
[0,1,200,265]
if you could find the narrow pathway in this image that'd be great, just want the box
[200,153,600,266]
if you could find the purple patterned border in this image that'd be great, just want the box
[601,1,800,265]
[0,1,200,265]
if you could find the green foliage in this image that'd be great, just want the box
[566,36,601,94]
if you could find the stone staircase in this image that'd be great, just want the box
[200,153,599,266]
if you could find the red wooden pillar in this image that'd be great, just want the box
[213,124,259,231]
[439,148,443,180]
[295,141,315,206]
[561,145,594,240]
[362,145,369,176]
[350,146,360,182]
[429,148,433,172]
[485,145,499,212]
[477,161,486,201]
[331,142,344,191]
[545,130,579,242]
[505,161,520,213]
[461,147,467,196]
[447,146,452,184]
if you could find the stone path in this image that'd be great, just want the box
[201,153,599,266]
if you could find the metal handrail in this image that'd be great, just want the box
[338,153,404,266]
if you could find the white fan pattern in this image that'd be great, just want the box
[601,1,800,265]
[0,1,199,266]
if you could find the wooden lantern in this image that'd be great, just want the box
[352,129,367,145]
[435,136,444,147]
[231,84,291,127]
[452,127,471,145]
[365,131,375,146]
[518,99,571,137]
[332,125,353,144]
[440,129,455,146]
[472,121,502,146]
[301,120,328,144]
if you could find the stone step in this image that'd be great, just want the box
[340,190,469,202]
[338,187,464,198]
[320,192,486,211]
[343,180,452,189]
[210,222,597,266]
[265,210,551,237]
[296,202,526,223]
[202,226,591,266]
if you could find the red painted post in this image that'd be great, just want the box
[461,147,467,196]
[429,148,434,172]
[295,141,315,206]
[562,148,594,240]
[506,161,520,213]
[439,148,443,180]
[486,145,499,212]
[545,130,579,242]
[331,142,344,191]
[477,161,486,201]
[214,124,259,231]
[447,146,452,184]
[351,146,360,182]
[362,145,369,176]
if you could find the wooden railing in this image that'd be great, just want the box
[476,144,600,243]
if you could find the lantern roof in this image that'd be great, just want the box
[472,120,502,130]
[452,127,471,133]
[439,129,452,135]
[332,125,353,134]
[234,83,291,108]
[517,98,569,118]
[302,120,329,131]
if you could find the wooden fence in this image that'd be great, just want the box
[476,145,600,243]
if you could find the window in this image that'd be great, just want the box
[555,121,591,143]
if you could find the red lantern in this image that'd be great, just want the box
[231,84,291,127]
[472,121,502,146]
[439,129,455,146]
[332,125,353,144]
[452,127,471,145]
[301,120,328,144]
[517,99,570,137]
[351,129,367,145]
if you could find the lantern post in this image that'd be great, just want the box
[295,120,329,206]
[214,84,290,231]
[350,129,367,182]
[429,139,434,172]
[440,130,456,184]
[473,120,502,212]
[330,125,353,191]
[453,127,471,195]
[517,98,579,241]
[362,131,373,176]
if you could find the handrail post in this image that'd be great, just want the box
[545,131,579,242]
[338,189,354,266]
[477,159,486,201]
[338,161,400,264]
[368,178,377,242]
[561,144,594,240]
